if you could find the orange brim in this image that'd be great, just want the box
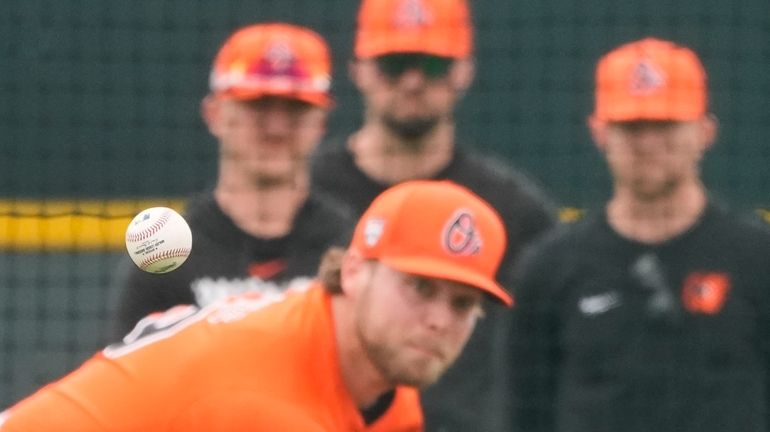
[356,35,469,59]
[220,88,333,108]
[593,98,704,122]
[380,255,513,307]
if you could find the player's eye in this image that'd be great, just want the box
[450,295,483,318]
[413,278,438,300]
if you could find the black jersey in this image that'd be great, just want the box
[311,138,557,432]
[311,138,556,277]
[109,192,353,341]
[510,202,770,432]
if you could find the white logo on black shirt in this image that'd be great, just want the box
[578,291,622,316]
[191,276,312,307]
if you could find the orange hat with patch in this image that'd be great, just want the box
[209,23,332,107]
[593,37,707,122]
[355,0,473,59]
[350,180,511,306]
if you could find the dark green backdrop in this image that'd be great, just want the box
[1,0,770,410]
[3,0,769,209]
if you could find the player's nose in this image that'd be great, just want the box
[421,297,456,333]
[261,106,294,138]
[395,68,429,90]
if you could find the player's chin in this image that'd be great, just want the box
[628,178,677,201]
[395,363,446,388]
[248,166,299,185]
[392,353,448,388]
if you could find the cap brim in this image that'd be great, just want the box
[380,255,513,307]
[356,45,465,59]
[593,94,706,122]
[593,106,704,122]
[221,89,333,108]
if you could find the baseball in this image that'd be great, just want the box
[125,207,193,274]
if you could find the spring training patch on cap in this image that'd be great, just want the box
[262,41,300,74]
[442,210,481,256]
[211,39,330,94]
[394,0,433,29]
[363,218,386,247]
[630,59,664,95]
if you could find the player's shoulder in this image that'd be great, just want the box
[293,193,355,246]
[108,284,323,359]
[311,136,352,171]
[179,190,215,220]
[310,136,366,193]
[302,192,355,225]
[175,191,232,240]
[452,150,554,203]
[201,285,334,363]
[454,150,525,183]
[522,210,603,258]
[706,201,770,250]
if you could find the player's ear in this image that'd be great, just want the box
[699,113,718,150]
[201,94,222,136]
[588,115,608,152]
[450,58,475,92]
[340,249,369,298]
[348,59,366,91]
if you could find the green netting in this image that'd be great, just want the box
[1,0,768,408]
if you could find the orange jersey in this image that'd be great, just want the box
[0,284,423,431]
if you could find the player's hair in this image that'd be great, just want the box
[318,246,345,294]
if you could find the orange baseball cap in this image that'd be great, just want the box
[350,180,511,306]
[209,23,332,107]
[593,37,707,122]
[355,0,473,59]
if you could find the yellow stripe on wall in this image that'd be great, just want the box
[758,209,770,225]
[1,200,768,251]
[0,199,185,251]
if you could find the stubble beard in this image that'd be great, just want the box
[239,154,306,189]
[624,170,682,202]
[356,324,447,389]
[382,113,440,145]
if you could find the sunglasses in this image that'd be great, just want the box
[374,54,454,80]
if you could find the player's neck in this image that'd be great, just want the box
[331,296,394,409]
[214,172,309,238]
[607,182,707,244]
[348,122,455,185]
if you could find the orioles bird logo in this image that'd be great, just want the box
[629,58,665,95]
[393,0,433,29]
[681,272,731,315]
[442,210,481,256]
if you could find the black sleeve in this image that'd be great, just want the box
[509,240,562,432]
[108,258,190,342]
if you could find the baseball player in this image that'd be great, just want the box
[110,23,353,340]
[310,0,556,430]
[510,37,770,432]
[0,180,512,431]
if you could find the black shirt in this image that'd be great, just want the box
[110,191,352,341]
[511,202,770,432]
[311,138,557,432]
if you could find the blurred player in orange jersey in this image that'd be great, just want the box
[0,180,512,432]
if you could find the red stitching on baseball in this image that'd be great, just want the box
[126,210,172,243]
[140,248,191,268]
